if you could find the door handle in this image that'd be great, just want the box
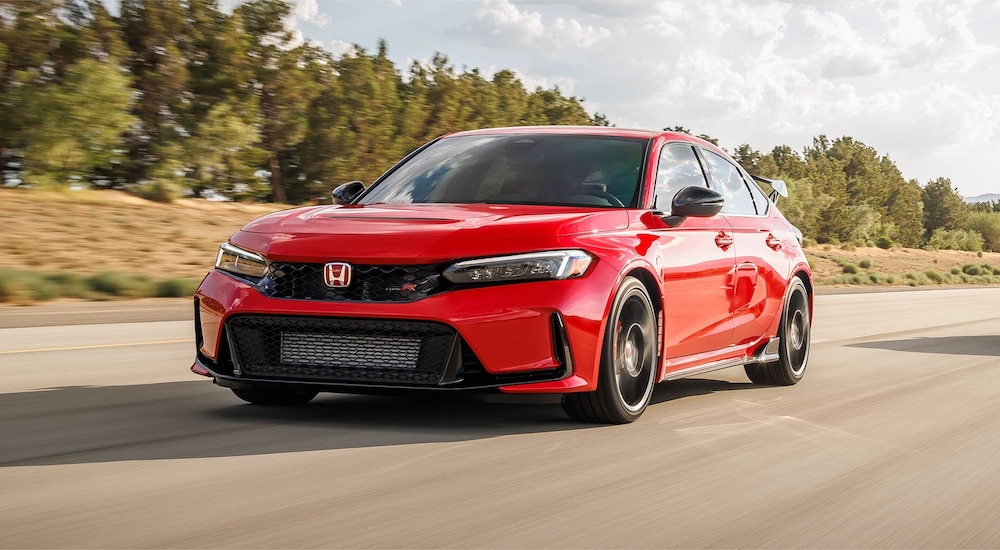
[765,233,782,250]
[715,232,733,250]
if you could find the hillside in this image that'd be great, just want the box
[2,188,999,303]
[0,189,283,278]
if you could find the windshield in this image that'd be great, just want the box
[359,134,647,208]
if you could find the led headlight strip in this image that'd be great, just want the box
[442,250,592,284]
[215,243,268,278]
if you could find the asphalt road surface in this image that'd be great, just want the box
[2,289,1000,548]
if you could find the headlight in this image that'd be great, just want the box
[442,250,592,284]
[215,243,268,278]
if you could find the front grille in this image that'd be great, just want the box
[226,315,459,385]
[256,262,446,302]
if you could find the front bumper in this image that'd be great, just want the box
[192,264,619,393]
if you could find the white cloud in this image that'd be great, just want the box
[448,0,610,49]
[458,0,545,47]
[550,17,611,48]
[295,0,331,27]
[568,0,662,19]
[329,40,354,59]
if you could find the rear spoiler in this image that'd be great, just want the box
[751,174,787,202]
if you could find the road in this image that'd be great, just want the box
[2,289,1000,548]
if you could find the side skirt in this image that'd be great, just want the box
[661,337,780,381]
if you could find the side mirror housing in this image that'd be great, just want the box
[332,181,365,204]
[661,186,725,227]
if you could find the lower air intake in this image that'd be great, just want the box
[226,315,458,385]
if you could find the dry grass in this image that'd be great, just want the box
[807,244,1000,286]
[1,188,285,278]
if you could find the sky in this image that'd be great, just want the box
[261,0,1000,198]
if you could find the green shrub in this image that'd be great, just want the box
[927,228,985,252]
[88,271,132,295]
[875,236,893,249]
[951,267,961,275]
[0,270,29,303]
[132,179,183,203]
[42,272,91,298]
[966,211,1000,252]
[924,270,945,283]
[26,278,61,301]
[962,264,983,276]
[859,259,872,269]
[86,271,155,297]
[154,278,199,298]
[842,264,859,274]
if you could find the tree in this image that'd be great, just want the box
[733,144,778,177]
[7,58,135,186]
[183,101,266,198]
[523,87,591,126]
[492,69,529,127]
[119,0,189,184]
[770,145,807,179]
[803,142,849,242]
[922,177,969,238]
[885,178,923,247]
[966,212,1000,252]
[237,0,318,203]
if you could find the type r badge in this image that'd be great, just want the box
[324,262,352,288]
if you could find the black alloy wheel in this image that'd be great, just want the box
[745,277,810,385]
[563,277,658,423]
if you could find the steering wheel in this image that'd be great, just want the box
[579,188,625,207]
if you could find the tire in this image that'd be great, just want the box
[745,277,810,386]
[563,277,657,423]
[231,385,318,406]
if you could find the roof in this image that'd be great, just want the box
[444,125,664,140]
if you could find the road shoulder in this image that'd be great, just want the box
[0,298,192,329]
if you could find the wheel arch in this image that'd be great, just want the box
[792,269,813,325]
[621,265,664,378]
[624,266,663,317]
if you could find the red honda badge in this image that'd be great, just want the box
[324,262,352,288]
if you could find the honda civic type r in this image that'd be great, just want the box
[191,126,812,423]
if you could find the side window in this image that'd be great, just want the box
[653,144,708,212]
[743,172,770,215]
[703,150,757,215]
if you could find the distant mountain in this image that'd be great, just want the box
[965,193,1000,204]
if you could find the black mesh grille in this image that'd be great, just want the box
[256,263,446,302]
[226,315,458,385]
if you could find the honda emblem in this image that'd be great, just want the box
[324,262,352,288]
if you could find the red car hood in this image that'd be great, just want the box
[230,204,629,262]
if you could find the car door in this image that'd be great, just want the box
[700,149,788,346]
[649,143,736,360]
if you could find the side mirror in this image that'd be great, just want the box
[332,181,365,204]
[661,186,725,227]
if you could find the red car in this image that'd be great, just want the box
[192,126,812,423]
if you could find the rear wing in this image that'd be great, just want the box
[751,174,787,203]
